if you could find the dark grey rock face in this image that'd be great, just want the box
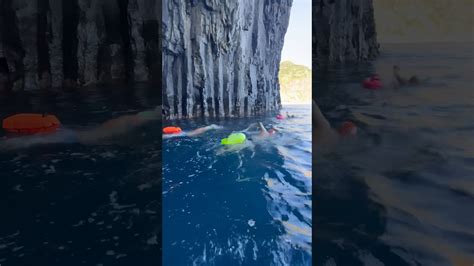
[0,0,292,119]
[313,0,379,66]
[162,0,293,119]
[0,0,161,91]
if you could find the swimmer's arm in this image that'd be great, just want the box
[312,100,331,131]
[242,123,259,132]
[258,122,268,134]
[313,100,339,151]
[393,72,407,85]
[186,124,222,137]
[186,127,208,137]
[77,106,161,144]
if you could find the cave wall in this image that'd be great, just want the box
[0,0,161,92]
[313,0,379,66]
[162,0,293,119]
[0,0,378,117]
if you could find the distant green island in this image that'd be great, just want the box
[279,61,311,104]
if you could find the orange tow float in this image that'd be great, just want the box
[163,126,182,135]
[2,113,61,134]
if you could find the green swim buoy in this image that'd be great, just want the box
[221,132,246,145]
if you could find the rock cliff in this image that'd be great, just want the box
[313,0,379,66]
[162,0,292,119]
[0,0,293,119]
[0,0,161,92]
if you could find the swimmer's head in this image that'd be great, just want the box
[268,125,278,135]
[338,121,357,137]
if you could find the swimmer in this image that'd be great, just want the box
[242,122,279,138]
[77,107,162,144]
[286,112,295,118]
[257,122,279,137]
[313,100,357,152]
[163,124,223,139]
[393,65,419,87]
[0,106,162,150]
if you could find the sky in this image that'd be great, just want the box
[374,0,473,43]
[280,0,312,69]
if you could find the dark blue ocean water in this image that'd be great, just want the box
[0,85,163,266]
[163,105,312,265]
[314,43,474,266]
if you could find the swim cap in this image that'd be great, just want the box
[338,121,357,136]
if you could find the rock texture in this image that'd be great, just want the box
[162,0,293,119]
[0,0,161,91]
[313,0,379,66]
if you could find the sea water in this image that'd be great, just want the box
[0,93,312,265]
[314,42,474,266]
[0,85,163,266]
[163,105,312,265]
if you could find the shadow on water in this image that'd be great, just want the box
[0,84,163,266]
[314,43,474,265]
